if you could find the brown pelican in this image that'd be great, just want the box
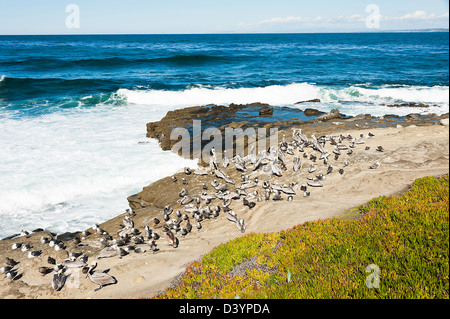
[39,266,53,276]
[122,215,134,229]
[62,255,87,268]
[293,150,302,172]
[86,262,117,291]
[178,188,188,197]
[308,164,317,173]
[96,246,119,259]
[194,167,209,175]
[271,160,283,177]
[236,218,247,233]
[226,211,239,223]
[52,269,66,291]
[327,164,333,174]
[6,257,18,267]
[215,169,227,180]
[180,195,193,205]
[224,175,235,184]
[307,179,323,187]
[164,229,178,248]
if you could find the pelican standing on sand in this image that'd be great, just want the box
[86,262,117,291]
[52,269,66,291]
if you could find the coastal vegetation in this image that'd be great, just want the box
[157,175,449,299]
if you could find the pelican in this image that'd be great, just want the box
[194,167,209,176]
[180,195,193,205]
[144,226,151,239]
[62,255,87,268]
[226,211,239,223]
[52,269,66,291]
[308,164,317,173]
[39,266,53,276]
[307,179,323,187]
[123,216,134,229]
[224,175,235,184]
[223,151,230,168]
[327,164,333,174]
[6,257,18,266]
[236,218,246,233]
[164,229,178,248]
[86,262,117,291]
[96,245,119,259]
[271,161,283,177]
[293,149,302,172]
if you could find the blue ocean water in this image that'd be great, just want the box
[0,33,448,237]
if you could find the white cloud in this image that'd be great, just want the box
[235,10,449,31]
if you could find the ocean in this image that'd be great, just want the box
[0,33,448,237]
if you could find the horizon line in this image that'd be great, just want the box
[0,28,448,36]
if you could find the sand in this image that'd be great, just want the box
[0,123,448,299]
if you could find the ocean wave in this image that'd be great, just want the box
[0,54,235,70]
[0,76,120,101]
[117,83,449,113]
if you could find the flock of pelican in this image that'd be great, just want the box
[1,128,383,294]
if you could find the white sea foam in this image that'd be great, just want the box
[0,104,197,237]
[117,83,449,116]
[0,75,5,83]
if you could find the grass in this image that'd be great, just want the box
[156,175,449,299]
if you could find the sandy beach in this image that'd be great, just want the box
[0,118,448,299]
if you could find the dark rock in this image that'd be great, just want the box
[259,106,273,116]
[295,99,321,104]
[387,102,430,108]
[303,108,324,116]
[314,109,343,122]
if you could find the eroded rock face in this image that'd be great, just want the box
[313,109,344,122]
[145,103,320,153]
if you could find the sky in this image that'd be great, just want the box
[0,0,448,34]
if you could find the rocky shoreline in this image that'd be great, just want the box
[0,103,448,299]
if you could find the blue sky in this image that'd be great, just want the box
[0,0,448,34]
